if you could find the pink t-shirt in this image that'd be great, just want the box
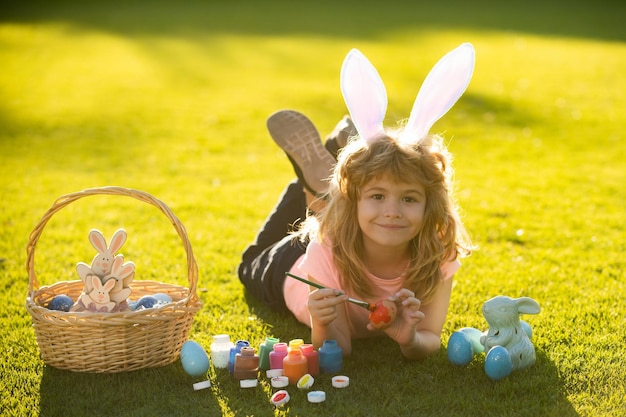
[284,238,460,338]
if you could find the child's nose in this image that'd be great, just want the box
[383,201,402,217]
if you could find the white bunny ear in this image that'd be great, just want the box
[117,261,135,279]
[89,229,107,253]
[110,255,124,272]
[340,48,387,145]
[400,43,475,144]
[91,275,102,289]
[515,297,541,315]
[103,279,116,292]
[108,229,127,254]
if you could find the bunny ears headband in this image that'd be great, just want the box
[340,43,475,146]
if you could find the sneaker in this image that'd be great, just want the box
[267,110,336,197]
[324,115,357,159]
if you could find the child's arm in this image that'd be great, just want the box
[306,282,352,355]
[377,278,453,360]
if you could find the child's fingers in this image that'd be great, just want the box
[392,288,421,310]
[409,310,426,321]
[307,289,346,317]
[317,306,339,321]
[308,289,346,325]
[311,289,348,307]
[393,288,416,300]
[388,288,415,303]
[402,297,421,310]
[310,288,343,299]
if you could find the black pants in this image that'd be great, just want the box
[238,180,309,313]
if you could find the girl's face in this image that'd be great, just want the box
[357,174,426,254]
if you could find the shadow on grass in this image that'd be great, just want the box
[1,0,625,43]
[244,292,578,416]
[39,363,223,417]
[244,291,311,341]
[31,308,579,417]
[353,340,579,416]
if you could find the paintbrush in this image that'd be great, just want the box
[285,272,375,311]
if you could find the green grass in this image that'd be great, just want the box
[1,0,625,416]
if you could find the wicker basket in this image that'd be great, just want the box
[26,186,203,373]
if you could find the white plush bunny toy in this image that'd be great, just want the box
[480,296,541,370]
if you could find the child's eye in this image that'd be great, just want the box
[403,196,420,203]
[371,194,384,200]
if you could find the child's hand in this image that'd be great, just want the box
[369,288,425,346]
[307,288,348,327]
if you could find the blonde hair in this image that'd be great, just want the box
[302,133,472,303]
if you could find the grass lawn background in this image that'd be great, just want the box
[1,0,625,416]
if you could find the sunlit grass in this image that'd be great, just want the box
[1,1,625,416]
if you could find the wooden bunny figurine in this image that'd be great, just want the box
[480,296,541,370]
[102,255,135,312]
[72,228,133,312]
[73,275,117,312]
[76,228,128,293]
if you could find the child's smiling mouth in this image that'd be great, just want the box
[377,223,406,229]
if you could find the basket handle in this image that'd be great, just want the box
[26,186,198,303]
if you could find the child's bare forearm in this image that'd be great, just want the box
[399,330,441,360]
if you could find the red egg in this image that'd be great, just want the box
[368,299,397,329]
